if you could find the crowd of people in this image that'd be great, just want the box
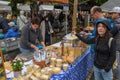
[0,10,72,52]
[0,5,120,80]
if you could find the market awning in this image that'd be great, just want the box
[0,1,10,5]
[0,6,11,11]
[18,5,54,11]
[38,0,69,4]
[39,5,54,10]
[100,0,120,12]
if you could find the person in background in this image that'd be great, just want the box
[5,22,20,38]
[17,11,28,31]
[72,20,116,80]
[88,6,114,57]
[88,6,106,57]
[0,14,9,34]
[19,17,46,53]
[78,10,84,27]
[40,16,54,45]
[47,11,54,25]
[12,15,17,26]
[110,6,120,80]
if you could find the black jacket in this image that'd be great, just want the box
[76,34,116,72]
[0,18,9,33]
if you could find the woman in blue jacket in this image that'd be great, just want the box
[5,22,20,38]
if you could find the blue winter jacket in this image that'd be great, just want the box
[5,27,20,38]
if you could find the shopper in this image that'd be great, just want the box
[88,6,113,57]
[110,6,120,80]
[0,14,9,34]
[40,16,53,45]
[72,20,116,80]
[5,22,20,38]
[19,17,46,53]
[17,11,28,31]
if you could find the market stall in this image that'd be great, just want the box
[4,34,93,80]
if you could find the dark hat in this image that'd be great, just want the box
[96,19,110,30]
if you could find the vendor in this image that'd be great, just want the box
[19,17,46,53]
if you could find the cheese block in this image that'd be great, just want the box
[40,74,49,80]
[17,76,24,80]
[67,56,74,64]
[33,71,41,78]
[29,75,38,80]
[52,67,61,74]
[4,62,12,71]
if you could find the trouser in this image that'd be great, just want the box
[93,66,113,80]
[116,51,120,80]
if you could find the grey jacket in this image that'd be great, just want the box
[113,17,120,51]
[20,24,43,50]
[40,20,53,41]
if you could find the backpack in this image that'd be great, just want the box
[108,37,113,48]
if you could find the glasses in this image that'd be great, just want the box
[91,12,96,16]
[91,13,94,16]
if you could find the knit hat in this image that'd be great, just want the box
[111,7,120,13]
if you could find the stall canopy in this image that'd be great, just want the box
[38,0,69,4]
[0,6,11,11]
[100,0,120,12]
[0,1,10,5]
[18,5,30,11]
[39,5,54,10]
[18,5,54,11]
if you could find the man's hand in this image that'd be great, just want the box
[42,46,46,51]
[35,47,39,52]
[31,44,39,51]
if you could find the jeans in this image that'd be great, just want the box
[116,51,120,80]
[94,66,113,80]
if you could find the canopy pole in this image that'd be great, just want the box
[72,0,78,31]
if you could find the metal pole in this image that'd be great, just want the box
[65,11,68,35]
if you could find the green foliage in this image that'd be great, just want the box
[11,59,24,71]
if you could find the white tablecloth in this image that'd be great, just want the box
[6,60,33,78]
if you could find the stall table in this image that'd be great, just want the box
[50,48,93,80]
[5,48,93,80]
